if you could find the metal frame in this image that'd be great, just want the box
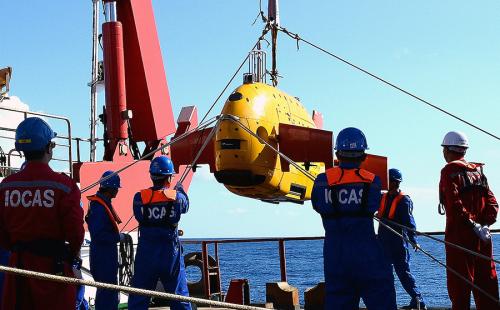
[183,236,324,299]
[0,106,74,176]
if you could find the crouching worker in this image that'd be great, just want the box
[86,171,124,310]
[128,156,191,310]
[312,127,397,310]
[0,117,84,309]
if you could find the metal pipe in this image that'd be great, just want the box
[104,1,117,22]
[278,240,287,282]
[215,242,221,293]
[201,242,211,298]
[89,0,100,162]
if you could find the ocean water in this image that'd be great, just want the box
[182,234,500,307]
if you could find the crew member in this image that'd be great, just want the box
[86,170,124,309]
[0,117,84,309]
[128,156,191,310]
[378,168,426,309]
[312,127,397,310]
[439,131,499,310]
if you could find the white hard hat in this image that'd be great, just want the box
[441,131,469,148]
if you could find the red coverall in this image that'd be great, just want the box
[440,159,499,310]
[0,162,84,310]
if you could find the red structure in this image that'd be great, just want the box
[76,0,194,231]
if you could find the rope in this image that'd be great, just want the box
[0,265,269,310]
[80,116,218,193]
[374,217,500,305]
[277,27,500,142]
[376,215,500,265]
[118,233,134,287]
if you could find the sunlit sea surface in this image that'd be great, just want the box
[183,234,500,307]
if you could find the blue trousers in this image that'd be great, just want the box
[324,237,397,310]
[380,237,422,302]
[0,248,9,310]
[90,244,119,310]
[128,238,191,310]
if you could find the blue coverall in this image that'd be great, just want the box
[0,247,9,310]
[128,186,191,310]
[378,193,424,304]
[312,162,397,310]
[86,193,120,310]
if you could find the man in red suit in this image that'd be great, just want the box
[0,117,84,309]
[440,131,499,310]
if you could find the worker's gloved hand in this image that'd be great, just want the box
[412,243,421,252]
[119,233,126,242]
[472,222,491,242]
[480,225,492,242]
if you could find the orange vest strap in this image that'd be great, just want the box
[326,167,375,186]
[378,192,405,220]
[87,195,121,232]
[140,189,176,205]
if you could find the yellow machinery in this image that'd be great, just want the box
[215,82,323,203]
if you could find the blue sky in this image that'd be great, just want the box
[2,1,500,237]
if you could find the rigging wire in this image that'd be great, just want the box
[276,27,500,142]
[198,26,270,126]
[376,215,500,264]
[80,116,218,193]
[375,217,500,305]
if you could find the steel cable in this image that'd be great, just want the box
[80,116,218,193]
[374,217,500,305]
[277,27,500,141]
[376,215,500,265]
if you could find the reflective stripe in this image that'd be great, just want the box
[325,167,375,186]
[0,180,71,193]
[140,189,176,205]
[378,192,405,220]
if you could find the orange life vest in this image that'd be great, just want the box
[323,167,376,218]
[378,192,406,220]
[140,188,177,205]
[86,195,122,233]
[325,167,375,186]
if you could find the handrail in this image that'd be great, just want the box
[0,106,73,176]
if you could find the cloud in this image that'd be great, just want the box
[0,96,29,168]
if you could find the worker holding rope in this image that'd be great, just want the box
[0,117,84,309]
[311,127,397,310]
[128,156,191,310]
[377,168,426,309]
[440,131,499,310]
[86,170,125,309]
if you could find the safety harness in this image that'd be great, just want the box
[323,167,375,218]
[438,160,489,215]
[378,191,406,220]
[139,188,178,229]
[86,194,122,232]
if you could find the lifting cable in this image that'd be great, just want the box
[0,265,269,310]
[375,217,500,306]
[80,116,218,194]
[376,215,500,265]
[276,26,500,142]
[225,115,500,267]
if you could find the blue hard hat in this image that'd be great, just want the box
[150,156,175,176]
[389,168,403,182]
[335,127,368,152]
[100,170,121,189]
[15,117,57,152]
